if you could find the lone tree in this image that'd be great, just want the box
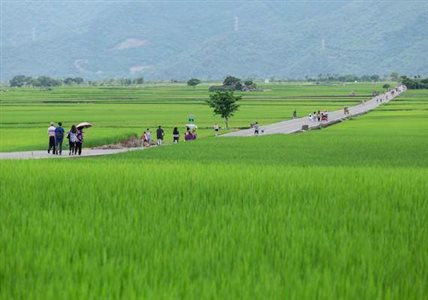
[382,83,391,90]
[187,78,201,88]
[206,91,241,129]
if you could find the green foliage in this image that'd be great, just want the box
[187,78,201,87]
[133,77,144,85]
[208,85,234,92]
[382,83,391,90]
[64,77,85,85]
[31,76,62,88]
[9,75,33,87]
[206,91,241,128]
[400,76,428,89]
[308,74,385,83]
[223,76,243,91]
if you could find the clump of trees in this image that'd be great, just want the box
[10,75,62,88]
[9,75,82,88]
[9,75,145,88]
[306,74,383,83]
[187,78,201,88]
[400,76,428,89]
[63,77,84,85]
[209,76,257,92]
[206,91,241,129]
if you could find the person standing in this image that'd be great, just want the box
[47,122,56,154]
[156,125,164,145]
[146,129,152,144]
[254,122,260,135]
[76,128,83,155]
[55,122,65,155]
[67,125,78,155]
[292,110,297,119]
[214,123,220,136]
[172,127,180,143]
[141,131,147,147]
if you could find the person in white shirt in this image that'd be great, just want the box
[47,122,56,154]
[254,122,260,135]
[146,129,152,144]
[214,124,220,136]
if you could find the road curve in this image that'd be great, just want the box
[222,85,407,137]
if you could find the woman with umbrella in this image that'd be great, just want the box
[76,122,92,155]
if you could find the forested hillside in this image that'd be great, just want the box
[2,0,427,80]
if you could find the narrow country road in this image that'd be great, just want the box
[0,85,406,160]
[222,85,407,137]
[0,148,142,160]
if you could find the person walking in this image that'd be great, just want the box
[67,125,78,155]
[156,125,164,145]
[146,129,152,144]
[47,122,56,154]
[55,122,65,155]
[141,131,147,147]
[172,127,180,143]
[254,122,260,135]
[76,128,84,155]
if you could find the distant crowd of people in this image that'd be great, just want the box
[140,125,200,147]
[47,122,84,155]
[308,111,329,122]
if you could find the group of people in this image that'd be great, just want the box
[47,122,83,155]
[141,126,164,147]
[308,111,329,122]
[141,125,198,147]
[184,127,198,141]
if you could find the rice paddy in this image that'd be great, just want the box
[0,83,427,299]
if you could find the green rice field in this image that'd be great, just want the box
[1,82,383,151]
[1,83,427,299]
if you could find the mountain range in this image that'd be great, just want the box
[2,0,428,81]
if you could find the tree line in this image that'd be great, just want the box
[400,76,428,89]
[9,75,144,88]
[306,73,398,83]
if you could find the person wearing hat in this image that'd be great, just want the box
[55,122,65,155]
[47,122,56,154]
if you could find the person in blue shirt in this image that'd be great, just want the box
[55,122,65,155]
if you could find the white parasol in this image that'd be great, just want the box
[77,122,92,129]
[185,124,198,130]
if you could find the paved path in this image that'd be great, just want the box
[0,147,143,160]
[222,85,407,137]
[0,85,406,159]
